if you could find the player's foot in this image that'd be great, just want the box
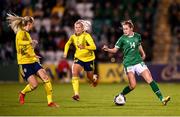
[120,93,126,102]
[162,96,170,106]
[19,92,25,105]
[72,95,80,101]
[48,102,59,108]
[92,74,99,87]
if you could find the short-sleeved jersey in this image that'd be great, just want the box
[115,32,143,68]
[16,29,39,64]
[64,32,96,62]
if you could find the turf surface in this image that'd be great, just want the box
[0,83,179,116]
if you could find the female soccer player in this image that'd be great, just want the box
[102,20,170,105]
[6,13,59,107]
[64,20,98,101]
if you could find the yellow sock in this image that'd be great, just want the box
[44,80,53,104]
[72,77,79,95]
[21,84,33,94]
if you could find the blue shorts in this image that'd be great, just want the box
[19,62,42,81]
[74,58,94,71]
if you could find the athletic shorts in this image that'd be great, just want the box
[19,62,42,81]
[74,58,94,71]
[124,62,148,75]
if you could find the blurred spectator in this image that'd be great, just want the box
[51,0,65,18]
[168,0,180,64]
[33,4,44,18]
[43,35,57,51]
[56,56,71,82]
[168,0,180,34]
[0,0,159,64]
[76,0,93,18]
[22,5,34,16]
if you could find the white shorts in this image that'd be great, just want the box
[125,62,148,76]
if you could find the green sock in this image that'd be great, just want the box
[121,86,132,95]
[150,80,163,101]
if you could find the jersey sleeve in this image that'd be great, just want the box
[64,35,73,55]
[138,34,142,46]
[115,36,123,49]
[84,34,96,50]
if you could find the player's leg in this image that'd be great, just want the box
[86,71,98,87]
[19,64,39,105]
[37,68,59,107]
[71,62,83,101]
[140,68,170,105]
[85,60,98,87]
[121,72,136,95]
[19,75,38,105]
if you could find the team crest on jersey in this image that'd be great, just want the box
[134,38,138,43]
[90,64,93,68]
[24,68,27,73]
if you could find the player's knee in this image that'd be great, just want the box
[31,83,38,89]
[41,74,49,81]
[87,74,93,79]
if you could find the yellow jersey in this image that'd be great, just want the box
[16,29,39,64]
[64,32,96,62]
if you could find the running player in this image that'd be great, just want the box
[7,13,59,107]
[102,20,170,105]
[64,20,98,101]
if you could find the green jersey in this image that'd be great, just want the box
[115,32,143,68]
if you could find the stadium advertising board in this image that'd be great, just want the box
[18,63,180,83]
[148,64,180,82]
[98,63,128,83]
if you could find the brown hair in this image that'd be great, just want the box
[6,13,34,33]
[121,20,134,29]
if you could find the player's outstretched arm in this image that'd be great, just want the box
[102,45,118,54]
[64,37,73,58]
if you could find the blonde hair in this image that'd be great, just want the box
[6,13,34,33]
[121,20,134,29]
[75,19,91,32]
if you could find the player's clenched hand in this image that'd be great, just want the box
[36,55,41,59]
[102,45,109,51]
[63,54,67,58]
[141,54,146,60]
[78,44,85,49]
[32,40,38,48]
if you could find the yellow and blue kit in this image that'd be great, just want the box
[64,32,96,71]
[16,29,42,80]
[16,29,39,64]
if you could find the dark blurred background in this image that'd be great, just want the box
[0,0,179,82]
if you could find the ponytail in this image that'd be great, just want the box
[6,13,34,33]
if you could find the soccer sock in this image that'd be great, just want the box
[72,77,79,95]
[21,84,33,94]
[149,80,163,101]
[121,86,132,95]
[44,80,53,104]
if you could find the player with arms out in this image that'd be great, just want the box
[7,13,59,107]
[102,20,170,105]
[64,20,98,101]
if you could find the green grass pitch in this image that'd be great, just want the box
[0,82,180,116]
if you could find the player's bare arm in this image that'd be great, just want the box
[102,45,118,54]
[138,45,146,60]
